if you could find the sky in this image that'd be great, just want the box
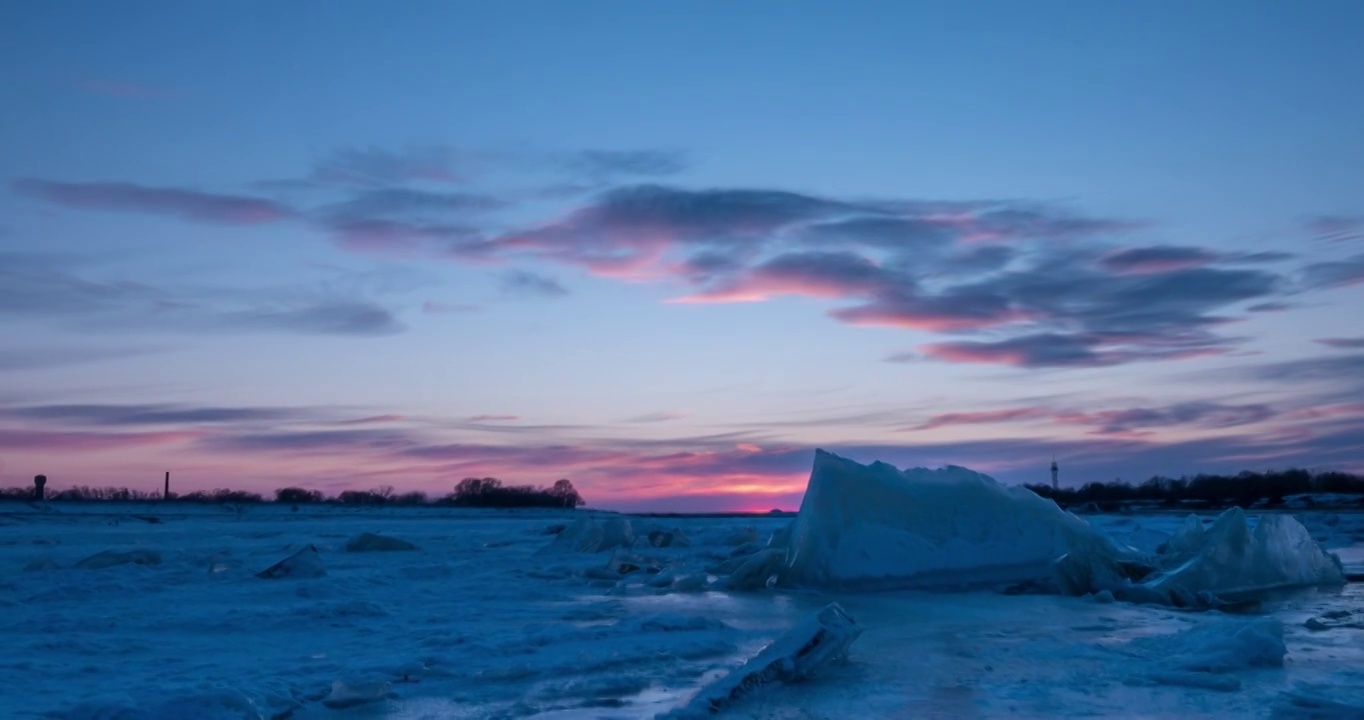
[1,1,1362,511]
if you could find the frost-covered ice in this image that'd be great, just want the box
[780,450,1128,590]
[1140,508,1346,605]
[1,489,1362,718]
[777,452,1347,607]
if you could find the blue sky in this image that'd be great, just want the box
[1,1,1362,510]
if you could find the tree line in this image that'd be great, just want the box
[1026,468,1364,510]
[0,477,585,509]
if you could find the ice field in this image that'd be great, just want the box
[2,463,1362,719]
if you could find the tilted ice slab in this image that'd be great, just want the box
[1139,507,1346,605]
[779,450,1127,590]
[662,602,861,718]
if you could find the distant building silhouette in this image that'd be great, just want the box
[33,474,46,501]
[1050,458,1059,491]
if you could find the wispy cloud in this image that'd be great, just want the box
[911,401,1274,435]
[330,414,405,426]
[1316,337,1364,349]
[0,345,161,371]
[626,411,687,423]
[222,300,404,336]
[319,188,507,219]
[558,149,689,181]
[1242,353,1364,384]
[1300,253,1364,289]
[500,269,569,298]
[1101,245,1220,274]
[311,145,465,186]
[921,330,1238,368]
[13,179,291,224]
[0,253,405,337]
[1304,215,1364,243]
[4,403,297,426]
[0,428,198,451]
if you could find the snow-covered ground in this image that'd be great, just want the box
[1,503,1361,719]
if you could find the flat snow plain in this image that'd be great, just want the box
[1,503,1361,719]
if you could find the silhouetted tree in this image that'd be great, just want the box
[442,477,585,508]
[275,487,325,504]
[550,479,584,508]
[393,491,428,506]
[1027,467,1364,509]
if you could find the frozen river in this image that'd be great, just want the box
[1,503,1361,719]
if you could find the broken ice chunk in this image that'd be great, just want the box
[780,450,1125,590]
[665,602,861,717]
[345,532,417,552]
[257,545,325,579]
[539,515,634,554]
[1141,508,1345,604]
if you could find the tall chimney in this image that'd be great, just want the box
[164,471,170,500]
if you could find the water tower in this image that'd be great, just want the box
[34,474,47,501]
[1050,458,1059,491]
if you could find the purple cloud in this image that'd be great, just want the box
[1101,245,1219,274]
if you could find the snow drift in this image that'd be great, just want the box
[778,450,1128,590]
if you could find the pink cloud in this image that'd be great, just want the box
[912,407,1054,431]
[669,275,874,304]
